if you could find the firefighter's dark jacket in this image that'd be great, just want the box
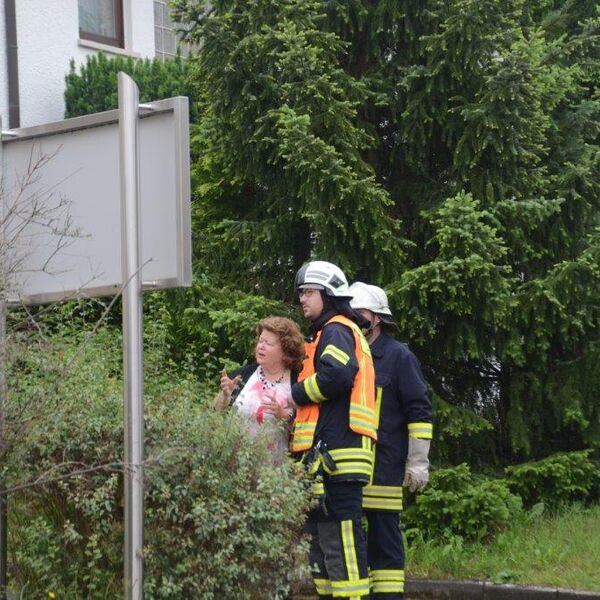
[291,309,374,483]
[363,331,433,511]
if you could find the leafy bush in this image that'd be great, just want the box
[64,52,199,121]
[505,450,600,509]
[403,464,522,541]
[5,325,311,598]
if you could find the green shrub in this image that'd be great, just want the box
[403,464,523,542]
[64,52,199,122]
[6,325,311,598]
[505,450,600,509]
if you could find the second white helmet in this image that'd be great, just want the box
[349,282,395,323]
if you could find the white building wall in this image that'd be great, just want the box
[129,0,157,59]
[1,0,156,129]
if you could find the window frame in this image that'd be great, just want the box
[154,0,189,60]
[79,0,125,49]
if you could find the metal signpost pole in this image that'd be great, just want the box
[0,117,8,600]
[0,299,7,600]
[119,73,144,600]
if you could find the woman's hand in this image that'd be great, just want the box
[262,390,290,421]
[220,369,240,397]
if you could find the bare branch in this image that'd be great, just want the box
[2,447,184,496]
[1,143,85,287]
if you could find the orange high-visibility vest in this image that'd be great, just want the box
[291,315,377,452]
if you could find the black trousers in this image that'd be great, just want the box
[366,511,405,599]
[307,480,370,599]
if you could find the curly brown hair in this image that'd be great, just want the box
[257,316,305,371]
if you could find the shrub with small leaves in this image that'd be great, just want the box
[403,464,522,542]
[6,325,311,598]
[505,450,600,509]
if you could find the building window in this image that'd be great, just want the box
[154,0,189,60]
[79,0,125,48]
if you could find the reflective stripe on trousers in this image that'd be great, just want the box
[307,481,369,599]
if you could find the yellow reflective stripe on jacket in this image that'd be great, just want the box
[374,387,384,428]
[329,463,373,478]
[303,373,326,403]
[370,386,384,484]
[408,421,433,439]
[300,445,374,478]
[362,495,403,511]
[328,445,374,479]
[330,447,374,462]
[321,343,350,365]
[364,484,403,497]
[312,480,324,497]
[363,484,403,511]
[363,496,403,511]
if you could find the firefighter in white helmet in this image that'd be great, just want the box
[285,261,377,600]
[349,281,433,600]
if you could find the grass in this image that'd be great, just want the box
[407,503,600,591]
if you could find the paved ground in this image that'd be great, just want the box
[294,579,600,599]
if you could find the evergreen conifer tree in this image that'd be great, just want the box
[173,0,600,462]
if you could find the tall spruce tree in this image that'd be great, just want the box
[173,0,600,463]
[174,0,404,297]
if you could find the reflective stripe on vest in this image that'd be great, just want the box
[291,315,377,452]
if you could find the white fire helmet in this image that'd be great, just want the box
[349,282,396,324]
[295,261,352,298]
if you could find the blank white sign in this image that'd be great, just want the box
[1,97,191,304]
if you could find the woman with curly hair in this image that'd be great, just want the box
[215,316,305,457]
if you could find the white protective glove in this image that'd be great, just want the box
[402,437,431,493]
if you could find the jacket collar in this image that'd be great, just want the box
[309,309,339,336]
[370,331,390,358]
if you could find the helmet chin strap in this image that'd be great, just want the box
[363,313,380,342]
[363,322,374,339]
[320,290,334,313]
